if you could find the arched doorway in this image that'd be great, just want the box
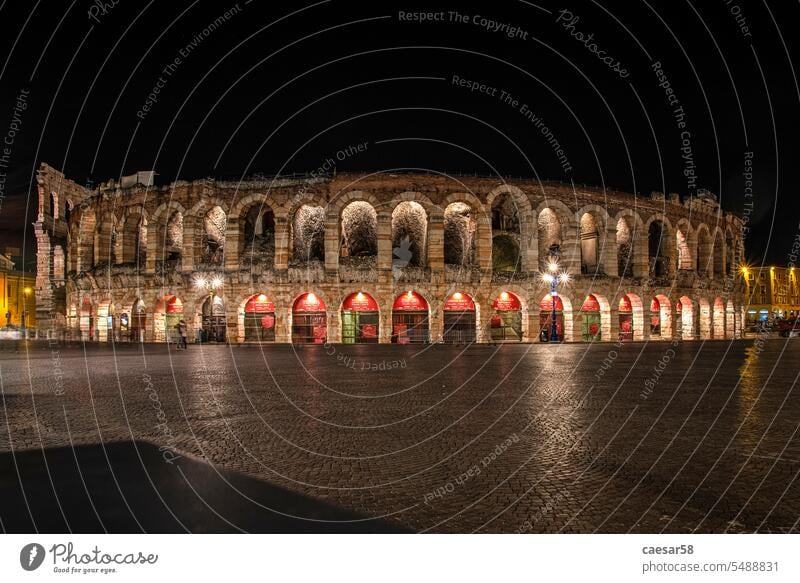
[713,297,725,339]
[581,294,602,341]
[443,292,476,343]
[341,292,379,344]
[650,295,673,338]
[650,297,662,337]
[619,295,634,341]
[201,295,226,342]
[392,291,429,344]
[130,299,146,342]
[677,296,694,339]
[155,295,183,343]
[292,292,327,344]
[80,296,94,341]
[490,291,522,341]
[243,294,276,342]
[539,294,564,342]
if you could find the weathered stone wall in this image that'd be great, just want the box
[35,164,745,342]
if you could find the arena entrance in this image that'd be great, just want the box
[650,297,662,337]
[539,294,564,342]
[581,294,602,341]
[129,299,146,342]
[341,292,379,344]
[619,295,633,341]
[443,292,476,343]
[292,292,327,344]
[155,295,183,343]
[243,294,276,342]
[391,291,429,344]
[201,295,226,343]
[490,291,522,341]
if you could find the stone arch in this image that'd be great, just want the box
[77,208,96,271]
[490,192,522,273]
[79,294,95,340]
[618,293,645,341]
[651,294,672,338]
[614,210,644,278]
[576,205,609,275]
[444,201,478,268]
[485,184,533,218]
[199,205,227,266]
[339,199,378,266]
[675,218,694,271]
[645,214,673,277]
[235,197,276,269]
[537,206,567,270]
[712,227,726,278]
[695,223,713,276]
[121,207,148,265]
[698,297,712,339]
[148,201,187,270]
[94,211,116,266]
[536,290,574,342]
[290,203,326,264]
[726,299,736,338]
[487,284,530,341]
[677,295,695,339]
[578,292,611,341]
[392,200,428,268]
[712,296,725,338]
[443,192,491,271]
[487,185,533,271]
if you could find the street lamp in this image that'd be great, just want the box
[541,261,570,342]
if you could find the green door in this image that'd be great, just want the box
[582,313,602,341]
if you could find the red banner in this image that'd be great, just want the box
[581,295,600,312]
[650,297,661,312]
[342,292,378,312]
[492,292,521,311]
[166,296,183,314]
[260,315,275,329]
[619,295,632,313]
[293,292,326,313]
[444,292,475,312]
[361,324,378,338]
[539,294,563,312]
[393,291,428,311]
[245,294,275,313]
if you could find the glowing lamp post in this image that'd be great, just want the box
[194,275,223,297]
[542,261,570,343]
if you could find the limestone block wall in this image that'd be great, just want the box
[34,164,745,343]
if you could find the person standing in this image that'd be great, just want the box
[177,319,188,349]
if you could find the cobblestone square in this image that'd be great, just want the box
[1,339,798,533]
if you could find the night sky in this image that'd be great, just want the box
[0,0,797,265]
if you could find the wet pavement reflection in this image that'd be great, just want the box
[0,339,798,532]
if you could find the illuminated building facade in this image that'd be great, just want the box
[33,163,746,343]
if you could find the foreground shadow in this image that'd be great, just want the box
[0,441,407,533]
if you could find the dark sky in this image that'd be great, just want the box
[0,0,797,265]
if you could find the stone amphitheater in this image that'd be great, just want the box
[33,162,745,344]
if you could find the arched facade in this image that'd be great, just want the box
[34,164,743,343]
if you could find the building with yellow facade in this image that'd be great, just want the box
[742,265,799,331]
[0,252,36,330]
